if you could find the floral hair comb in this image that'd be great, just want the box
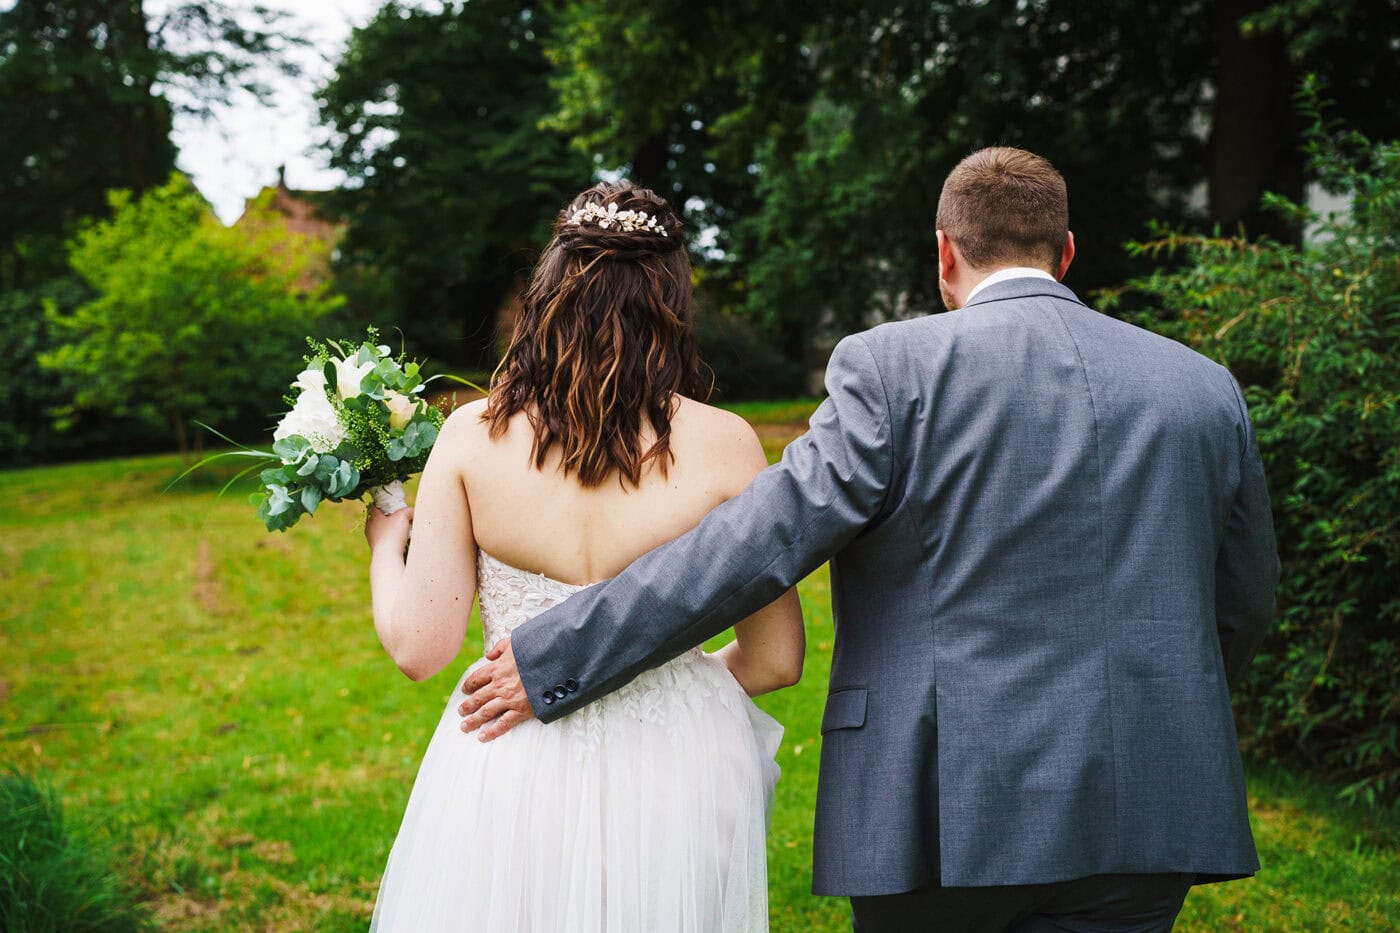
[566,201,668,236]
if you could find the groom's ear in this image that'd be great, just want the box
[937,230,955,280]
[1057,231,1076,281]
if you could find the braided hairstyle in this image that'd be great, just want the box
[483,181,707,487]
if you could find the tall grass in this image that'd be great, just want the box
[0,770,148,932]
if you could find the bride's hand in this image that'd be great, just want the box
[365,505,414,555]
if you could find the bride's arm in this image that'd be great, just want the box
[715,589,804,696]
[366,411,479,681]
[710,422,805,696]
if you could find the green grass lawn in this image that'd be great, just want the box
[2,408,1396,930]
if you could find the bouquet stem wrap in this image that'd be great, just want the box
[371,480,408,516]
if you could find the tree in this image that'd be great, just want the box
[546,0,1399,357]
[0,274,110,467]
[0,0,303,289]
[1105,88,1400,803]
[548,0,1214,353]
[41,174,343,457]
[1210,0,1400,239]
[318,0,591,369]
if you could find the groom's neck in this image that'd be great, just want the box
[950,264,1055,310]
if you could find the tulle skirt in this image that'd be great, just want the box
[369,649,783,932]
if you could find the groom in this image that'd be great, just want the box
[460,147,1279,931]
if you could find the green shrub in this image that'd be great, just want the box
[1104,83,1399,804]
[0,771,148,932]
[1,276,174,468]
[40,175,343,457]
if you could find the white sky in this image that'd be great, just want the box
[159,0,385,223]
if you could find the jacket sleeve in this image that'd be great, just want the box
[510,334,894,722]
[1215,377,1281,690]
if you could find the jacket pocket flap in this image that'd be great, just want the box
[821,688,868,733]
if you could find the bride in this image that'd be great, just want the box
[362,181,804,931]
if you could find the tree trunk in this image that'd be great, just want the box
[171,410,190,461]
[630,132,671,190]
[1207,0,1305,243]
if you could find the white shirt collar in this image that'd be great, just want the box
[964,266,1057,305]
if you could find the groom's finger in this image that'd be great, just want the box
[458,678,497,716]
[460,697,511,733]
[477,709,529,743]
[460,663,497,697]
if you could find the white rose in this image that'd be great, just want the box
[273,382,346,453]
[292,367,327,394]
[332,356,376,400]
[383,390,419,431]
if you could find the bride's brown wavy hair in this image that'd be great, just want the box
[483,181,707,487]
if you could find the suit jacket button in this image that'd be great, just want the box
[565,679,579,693]
[553,684,567,698]
[542,693,555,705]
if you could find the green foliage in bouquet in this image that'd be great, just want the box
[1102,81,1400,805]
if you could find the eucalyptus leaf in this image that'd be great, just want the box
[273,435,311,463]
[301,485,322,515]
[267,484,294,516]
[328,460,358,498]
[313,456,337,481]
[296,454,320,477]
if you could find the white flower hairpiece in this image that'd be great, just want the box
[566,201,668,236]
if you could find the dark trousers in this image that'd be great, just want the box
[850,872,1196,933]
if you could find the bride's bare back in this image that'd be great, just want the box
[461,396,765,585]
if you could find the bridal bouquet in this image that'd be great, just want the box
[188,332,467,532]
[254,335,446,531]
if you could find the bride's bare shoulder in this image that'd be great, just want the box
[439,398,491,437]
[671,397,768,484]
[432,398,500,460]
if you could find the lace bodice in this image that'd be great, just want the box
[477,550,597,651]
[473,550,712,749]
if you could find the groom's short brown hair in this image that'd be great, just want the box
[936,147,1068,272]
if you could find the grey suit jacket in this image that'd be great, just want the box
[510,278,1279,896]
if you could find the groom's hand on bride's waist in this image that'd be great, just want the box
[458,636,536,741]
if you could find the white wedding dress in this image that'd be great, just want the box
[369,551,783,932]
